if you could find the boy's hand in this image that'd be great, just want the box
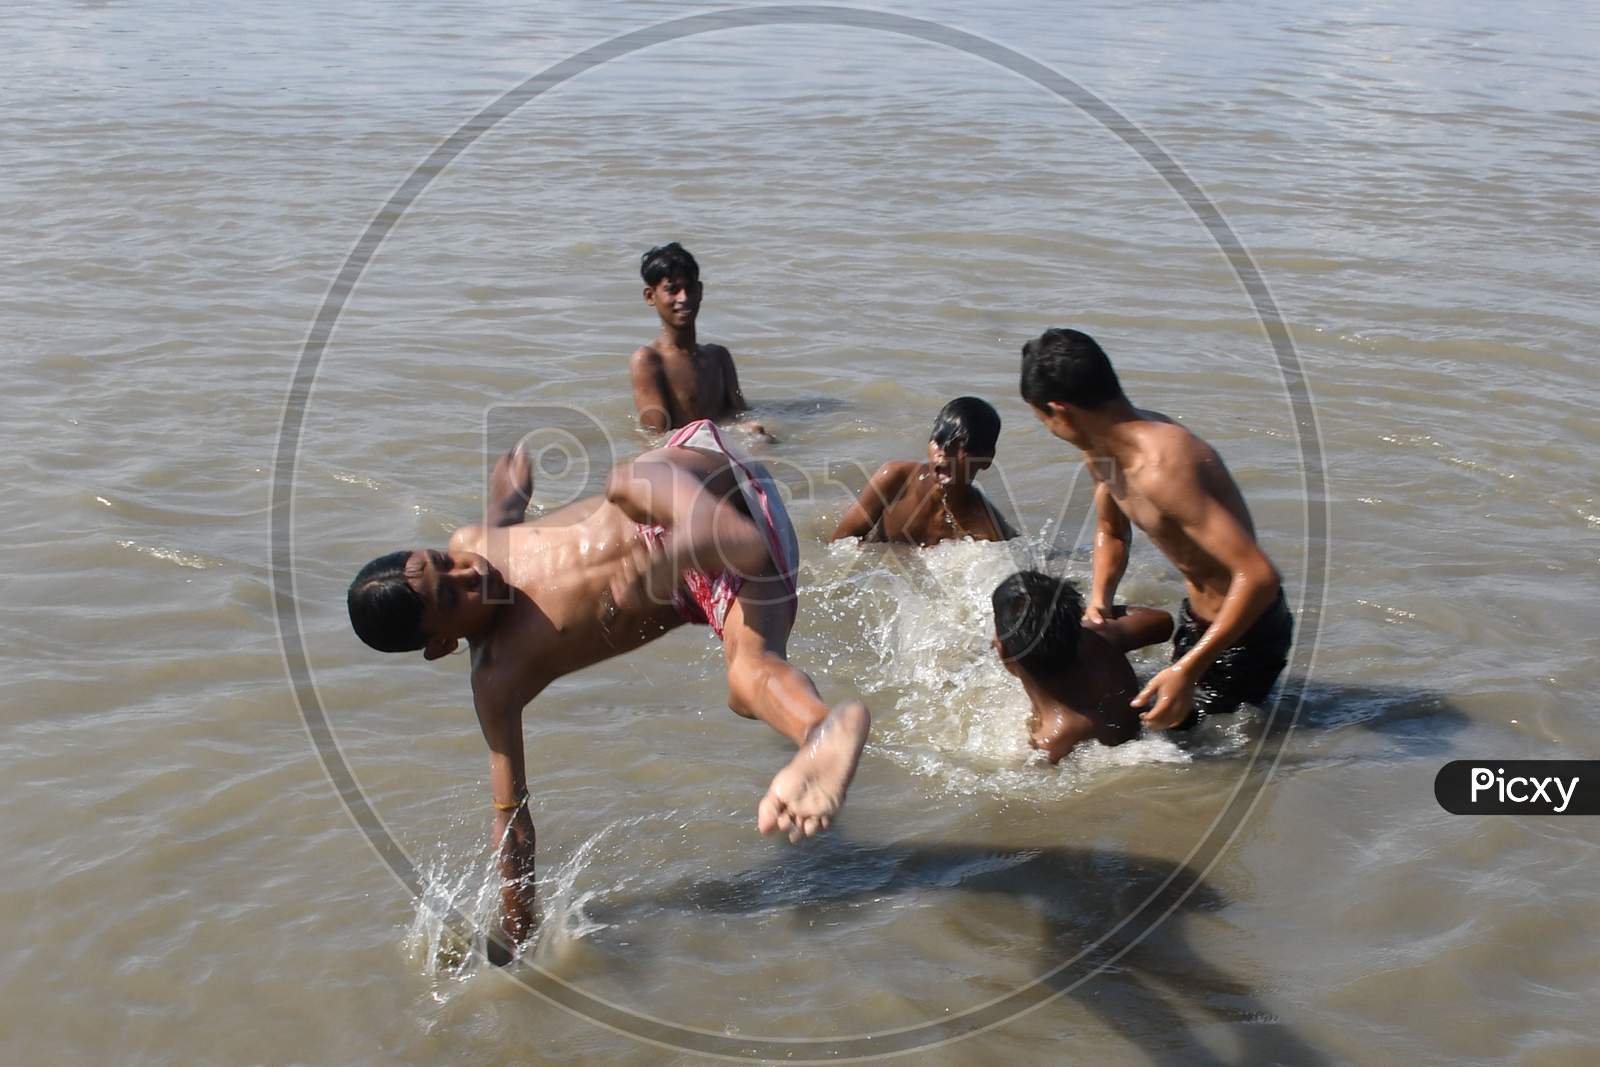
[738,419,776,444]
[1082,602,1112,630]
[1132,665,1197,730]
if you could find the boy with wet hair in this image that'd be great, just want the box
[630,242,769,438]
[1020,327,1292,730]
[991,570,1172,761]
[829,396,1016,545]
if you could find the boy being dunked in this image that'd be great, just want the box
[1021,328,1292,730]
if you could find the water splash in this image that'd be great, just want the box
[405,813,658,983]
[811,537,1193,801]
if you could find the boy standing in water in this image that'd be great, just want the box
[829,397,1016,546]
[630,242,770,439]
[1020,328,1292,730]
[991,571,1172,761]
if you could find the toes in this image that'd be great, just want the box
[757,795,780,835]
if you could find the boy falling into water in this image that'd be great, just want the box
[346,424,869,960]
[991,571,1172,761]
[829,397,1016,546]
[630,242,770,439]
[1020,328,1292,731]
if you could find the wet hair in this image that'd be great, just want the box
[347,550,427,653]
[930,396,1001,457]
[991,570,1084,676]
[640,242,700,287]
[1019,328,1125,410]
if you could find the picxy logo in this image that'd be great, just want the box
[1470,766,1578,812]
[1435,760,1598,815]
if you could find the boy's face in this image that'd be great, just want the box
[927,440,992,487]
[644,275,702,328]
[403,547,508,660]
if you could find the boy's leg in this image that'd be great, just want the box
[721,577,869,843]
[1172,594,1293,721]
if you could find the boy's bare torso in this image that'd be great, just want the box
[453,449,760,705]
[1093,410,1258,620]
[865,463,1009,546]
[632,342,738,428]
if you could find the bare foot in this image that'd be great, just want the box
[758,702,869,843]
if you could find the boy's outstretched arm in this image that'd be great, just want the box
[471,681,537,965]
[829,462,912,542]
[1086,480,1131,625]
[630,346,672,432]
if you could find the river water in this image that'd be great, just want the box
[5,2,1598,1063]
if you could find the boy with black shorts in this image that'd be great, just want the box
[1020,328,1292,729]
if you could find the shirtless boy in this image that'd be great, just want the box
[1020,328,1292,731]
[829,397,1016,546]
[630,242,769,438]
[346,420,868,959]
[991,570,1173,761]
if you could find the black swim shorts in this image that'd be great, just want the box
[1170,591,1293,728]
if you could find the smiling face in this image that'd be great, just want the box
[926,438,993,488]
[644,274,702,329]
[403,547,508,659]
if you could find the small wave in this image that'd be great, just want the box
[329,470,390,493]
[115,538,216,570]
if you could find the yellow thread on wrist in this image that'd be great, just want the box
[492,795,527,812]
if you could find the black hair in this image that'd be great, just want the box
[347,550,428,653]
[640,242,700,287]
[991,570,1084,676]
[929,396,1001,457]
[1019,328,1125,410]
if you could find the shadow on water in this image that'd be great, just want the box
[750,396,854,420]
[1279,680,1470,747]
[586,838,1330,1066]
[1171,679,1475,768]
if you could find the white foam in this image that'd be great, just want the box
[405,814,651,982]
[810,537,1195,801]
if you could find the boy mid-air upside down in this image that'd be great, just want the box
[346,420,868,960]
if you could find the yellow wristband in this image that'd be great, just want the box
[492,794,527,812]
